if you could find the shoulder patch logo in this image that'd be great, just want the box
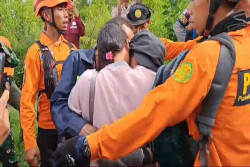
[234,70,250,106]
[174,62,193,83]
[135,9,142,18]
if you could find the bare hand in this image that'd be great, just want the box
[118,0,124,14]
[69,0,79,17]
[5,82,11,91]
[25,147,41,167]
[0,89,10,145]
[0,109,10,145]
[79,123,98,136]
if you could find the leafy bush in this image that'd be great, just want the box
[0,0,43,87]
[0,0,189,165]
[0,0,188,87]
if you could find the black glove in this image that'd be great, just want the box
[142,147,154,165]
[52,136,91,167]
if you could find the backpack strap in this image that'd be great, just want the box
[197,33,236,166]
[37,40,74,98]
[152,50,190,89]
[65,39,75,51]
[37,41,59,99]
[89,70,98,125]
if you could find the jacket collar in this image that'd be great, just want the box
[199,11,247,42]
[39,32,68,47]
[210,11,247,36]
[74,48,96,65]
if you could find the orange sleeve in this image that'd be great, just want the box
[87,41,220,161]
[1,37,14,77]
[20,44,41,151]
[160,37,199,60]
[0,36,12,50]
[4,67,14,77]
[72,43,77,50]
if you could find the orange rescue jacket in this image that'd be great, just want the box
[160,37,198,60]
[87,28,250,166]
[0,36,15,77]
[20,32,75,150]
[246,22,250,36]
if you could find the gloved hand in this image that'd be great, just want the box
[178,9,190,27]
[142,147,154,165]
[52,136,91,167]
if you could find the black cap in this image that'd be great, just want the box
[129,30,166,72]
[127,3,151,26]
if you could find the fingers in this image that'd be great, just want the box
[26,148,40,167]
[27,158,38,167]
[36,151,41,165]
[52,149,62,161]
[50,149,66,167]
[26,154,39,167]
[0,89,9,106]
[3,108,10,130]
[50,157,66,167]
[0,109,10,144]
[79,124,98,136]
[5,82,10,90]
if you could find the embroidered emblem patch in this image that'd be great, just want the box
[174,62,193,83]
[234,70,250,106]
[135,9,142,18]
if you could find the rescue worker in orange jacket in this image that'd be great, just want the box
[0,36,22,141]
[20,0,75,166]
[161,37,198,60]
[163,0,250,61]
[0,36,15,80]
[0,36,20,167]
[53,0,250,166]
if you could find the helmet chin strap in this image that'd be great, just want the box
[203,0,223,38]
[46,8,66,35]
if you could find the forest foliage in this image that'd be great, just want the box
[0,0,189,87]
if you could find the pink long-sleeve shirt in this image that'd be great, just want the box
[68,61,156,129]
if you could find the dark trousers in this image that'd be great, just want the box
[37,128,58,167]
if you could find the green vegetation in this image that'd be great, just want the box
[0,0,188,166]
[0,0,188,87]
[9,108,27,166]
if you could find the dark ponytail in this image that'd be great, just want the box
[96,23,127,71]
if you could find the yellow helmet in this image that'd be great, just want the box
[34,0,70,17]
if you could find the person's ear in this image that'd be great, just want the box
[41,10,51,22]
[148,20,151,25]
[144,20,151,29]
[125,40,130,51]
